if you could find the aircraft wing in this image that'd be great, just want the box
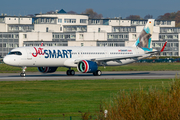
[74,54,148,64]
[94,54,146,62]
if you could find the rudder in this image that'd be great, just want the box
[134,19,154,51]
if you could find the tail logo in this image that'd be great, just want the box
[136,27,151,48]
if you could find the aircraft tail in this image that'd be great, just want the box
[133,19,154,51]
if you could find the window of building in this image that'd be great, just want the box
[72,26,76,31]
[41,18,44,23]
[114,35,118,38]
[132,34,136,39]
[64,19,70,23]
[51,19,54,23]
[98,28,101,32]
[46,19,50,23]
[64,19,76,23]
[60,35,63,39]
[167,21,171,25]
[58,19,62,23]
[55,35,59,38]
[71,35,76,39]
[173,35,178,39]
[174,43,179,47]
[81,43,84,46]
[80,19,87,23]
[23,34,27,38]
[0,18,4,22]
[60,27,62,31]
[71,19,76,23]
[79,34,84,39]
[119,35,123,39]
[91,20,100,24]
[65,35,70,39]
[3,43,6,47]
[124,35,128,38]
[46,27,49,32]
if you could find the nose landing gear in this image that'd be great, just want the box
[20,67,26,77]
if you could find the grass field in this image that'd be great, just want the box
[1,62,180,73]
[0,79,173,119]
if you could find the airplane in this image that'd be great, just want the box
[3,19,167,77]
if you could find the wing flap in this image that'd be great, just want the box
[95,54,145,62]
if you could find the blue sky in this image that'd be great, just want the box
[0,0,180,19]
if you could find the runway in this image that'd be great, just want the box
[0,71,179,81]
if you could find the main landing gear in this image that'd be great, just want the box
[66,68,75,76]
[20,66,26,77]
[93,70,102,76]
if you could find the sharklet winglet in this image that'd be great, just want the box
[160,41,167,52]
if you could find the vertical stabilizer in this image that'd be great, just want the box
[133,19,154,51]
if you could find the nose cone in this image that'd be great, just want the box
[3,56,11,65]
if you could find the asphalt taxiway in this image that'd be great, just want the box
[0,71,179,81]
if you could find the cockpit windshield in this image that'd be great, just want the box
[8,51,22,55]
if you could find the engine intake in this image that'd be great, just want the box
[77,60,98,73]
[38,67,58,73]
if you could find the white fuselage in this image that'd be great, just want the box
[3,46,148,67]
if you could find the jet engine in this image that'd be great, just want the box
[77,60,98,73]
[38,67,58,73]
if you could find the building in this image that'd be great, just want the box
[0,9,179,57]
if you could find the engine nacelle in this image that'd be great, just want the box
[77,60,98,73]
[38,67,58,73]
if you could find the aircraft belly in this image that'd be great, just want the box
[20,58,65,67]
[35,58,65,67]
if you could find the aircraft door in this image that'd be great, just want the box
[134,47,139,54]
[78,50,83,58]
[26,48,32,60]
[104,50,109,57]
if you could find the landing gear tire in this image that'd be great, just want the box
[70,70,75,76]
[93,70,102,76]
[66,70,71,75]
[66,70,75,76]
[20,73,26,77]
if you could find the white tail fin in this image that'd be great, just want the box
[133,19,154,51]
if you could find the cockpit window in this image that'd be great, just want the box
[8,51,22,55]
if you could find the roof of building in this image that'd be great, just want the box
[57,9,66,14]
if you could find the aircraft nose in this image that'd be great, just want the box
[3,56,11,65]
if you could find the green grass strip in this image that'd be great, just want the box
[0,79,172,119]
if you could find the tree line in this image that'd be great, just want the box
[81,9,180,27]
[126,11,180,27]
[31,9,180,27]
